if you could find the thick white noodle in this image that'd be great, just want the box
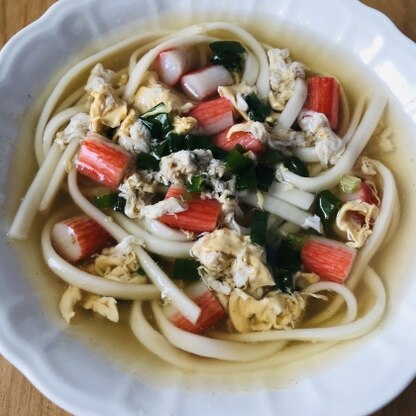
[278,221,301,235]
[240,193,310,228]
[35,31,169,156]
[211,267,384,343]
[293,147,319,164]
[151,302,280,361]
[54,87,87,114]
[131,301,338,373]
[342,95,366,144]
[39,139,80,212]
[302,281,357,324]
[8,142,63,240]
[337,84,351,137]
[274,78,307,132]
[112,213,194,257]
[139,218,192,242]
[293,95,365,164]
[242,51,259,86]
[306,160,396,326]
[39,106,86,162]
[41,214,159,300]
[266,182,315,210]
[67,168,201,323]
[282,92,387,192]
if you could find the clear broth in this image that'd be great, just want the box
[6,11,416,391]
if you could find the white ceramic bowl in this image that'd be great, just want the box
[1,1,416,415]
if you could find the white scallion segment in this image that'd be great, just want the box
[307,160,396,326]
[124,35,219,102]
[274,78,307,132]
[302,281,357,324]
[139,218,192,242]
[8,142,63,240]
[181,65,233,100]
[67,168,201,324]
[266,182,315,210]
[41,215,159,300]
[113,213,194,257]
[282,92,387,192]
[240,193,311,229]
[39,139,80,212]
[151,302,280,362]
[212,267,383,343]
[242,50,259,86]
[41,105,86,159]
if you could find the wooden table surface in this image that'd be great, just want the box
[1,0,415,415]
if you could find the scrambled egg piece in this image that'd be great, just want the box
[55,113,90,147]
[336,201,379,248]
[114,109,151,154]
[228,289,306,332]
[356,156,377,176]
[59,285,119,323]
[218,83,256,120]
[141,197,187,219]
[267,48,305,111]
[134,71,189,114]
[173,115,197,135]
[85,236,146,284]
[86,64,128,132]
[158,150,212,185]
[191,229,274,299]
[298,110,345,166]
[118,172,159,218]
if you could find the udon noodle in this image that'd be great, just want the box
[9,22,396,372]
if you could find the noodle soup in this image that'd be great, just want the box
[7,14,412,390]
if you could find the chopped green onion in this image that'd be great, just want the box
[244,93,272,122]
[250,209,269,246]
[140,102,165,117]
[209,41,246,73]
[315,190,342,227]
[172,258,201,281]
[236,163,257,190]
[256,164,275,192]
[339,174,361,193]
[273,269,295,293]
[185,134,212,150]
[166,132,185,153]
[224,145,252,173]
[260,149,285,167]
[93,193,126,213]
[154,139,170,158]
[284,156,309,177]
[136,152,160,171]
[275,239,301,271]
[139,112,172,139]
[186,175,207,192]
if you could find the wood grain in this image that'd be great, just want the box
[0,0,415,415]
